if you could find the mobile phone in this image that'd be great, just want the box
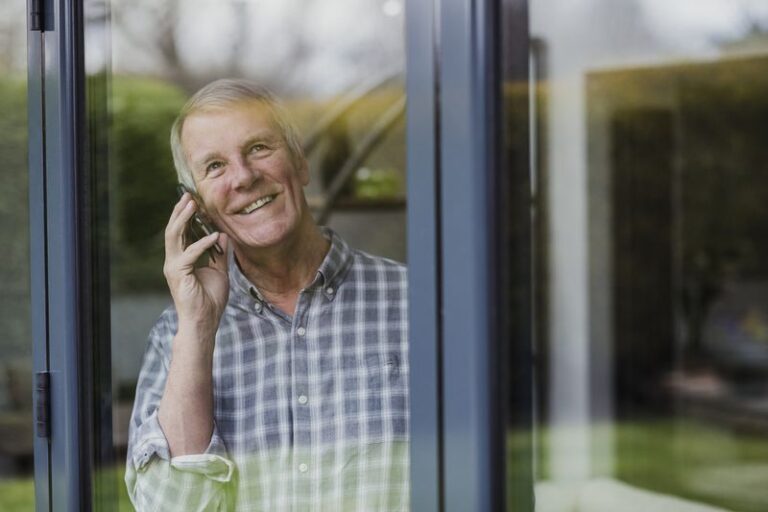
[176,184,225,261]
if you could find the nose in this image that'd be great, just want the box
[230,155,261,190]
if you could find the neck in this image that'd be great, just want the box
[234,217,330,307]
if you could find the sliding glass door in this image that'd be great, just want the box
[36,0,410,510]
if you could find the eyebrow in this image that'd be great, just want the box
[242,132,280,148]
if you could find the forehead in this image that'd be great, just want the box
[181,100,279,141]
[181,101,281,152]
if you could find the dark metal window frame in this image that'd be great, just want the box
[29,0,109,510]
[407,0,532,511]
[28,5,51,510]
[405,0,442,508]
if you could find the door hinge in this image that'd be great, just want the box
[35,372,51,438]
[29,0,44,32]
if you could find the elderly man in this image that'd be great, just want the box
[126,79,409,511]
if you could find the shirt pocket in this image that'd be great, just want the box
[363,353,402,391]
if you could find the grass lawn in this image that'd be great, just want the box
[614,418,768,511]
[0,477,35,511]
[516,417,768,512]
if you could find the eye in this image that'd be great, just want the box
[249,143,268,153]
[206,161,224,174]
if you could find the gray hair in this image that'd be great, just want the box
[170,78,304,192]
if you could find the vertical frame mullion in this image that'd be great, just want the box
[44,0,88,509]
[438,0,503,510]
[406,0,442,509]
[29,18,51,512]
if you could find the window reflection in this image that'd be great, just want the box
[512,1,768,511]
[85,0,407,509]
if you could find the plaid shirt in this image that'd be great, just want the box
[126,229,409,511]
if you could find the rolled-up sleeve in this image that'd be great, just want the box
[125,310,235,511]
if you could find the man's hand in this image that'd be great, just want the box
[163,192,229,342]
[159,191,229,456]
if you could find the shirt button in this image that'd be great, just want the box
[298,394,308,405]
[298,463,308,473]
[254,302,262,313]
[326,286,334,295]
[296,327,306,336]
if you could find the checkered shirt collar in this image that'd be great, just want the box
[227,227,353,306]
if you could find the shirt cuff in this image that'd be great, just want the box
[131,410,233,482]
[170,453,234,483]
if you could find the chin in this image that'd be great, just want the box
[234,221,297,250]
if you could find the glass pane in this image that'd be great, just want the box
[507,1,768,511]
[0,1,35,510]
[85,0,407,509]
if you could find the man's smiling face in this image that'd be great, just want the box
[181,100,309,252]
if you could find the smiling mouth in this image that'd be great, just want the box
[240,194,277,214]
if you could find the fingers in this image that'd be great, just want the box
[163,191,228,279]
[169,192,195,227]
[165,194,197,256]
[177,232,221,272]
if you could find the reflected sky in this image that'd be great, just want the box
[4,0,768,83]
[530,0,768,76]
[107,0,405,97]
[641,0,768,51]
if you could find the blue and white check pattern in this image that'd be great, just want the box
[126,229,409,511]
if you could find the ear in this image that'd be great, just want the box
[190,186,212,217]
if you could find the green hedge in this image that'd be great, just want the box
[0,77,31,360]
[109,78,186,292]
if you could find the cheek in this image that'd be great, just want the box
[270,154,306,187]
[204,179,230,199]
[198,185,229,217]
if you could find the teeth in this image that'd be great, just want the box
[242,195,275,214]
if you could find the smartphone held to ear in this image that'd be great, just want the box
[176,184,225,261]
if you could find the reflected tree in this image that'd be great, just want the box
[109,0,404,96]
